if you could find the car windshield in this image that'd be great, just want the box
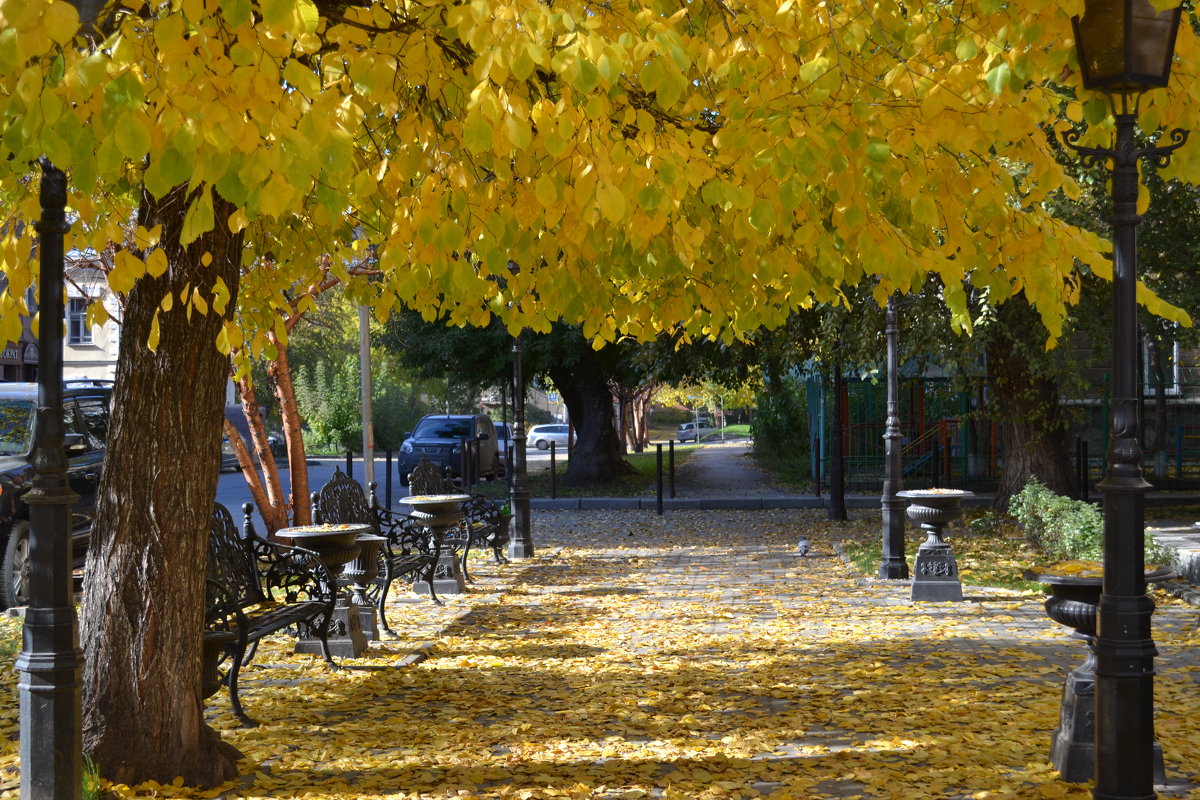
[0,400,35,455]
[412,418,473,439]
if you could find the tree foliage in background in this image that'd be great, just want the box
[293,352,431,453]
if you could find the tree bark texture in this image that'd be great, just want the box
[987,297,1076,508]
[80,186,242,786]
[235,375,288,532]
[549,351,632,484]
[266,331,311,525]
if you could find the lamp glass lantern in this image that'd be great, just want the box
[1072,0,1182,94]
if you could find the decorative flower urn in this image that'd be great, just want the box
[344,534,388,641]
[1024,561,1173,783]
[403,494,470,596]
[897,489,973,602]
[281,523,372,658]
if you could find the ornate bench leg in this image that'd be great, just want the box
[227,634,258,727]
[376,565,395,637]
[460,537,475,583]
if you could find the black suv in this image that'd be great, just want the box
[0,380,112,608]
[396,413,501,486]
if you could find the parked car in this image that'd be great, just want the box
[0,381,113,608]
[494,422,512,466]
[526,423,571,451]
[678,421,716,442]
[397,414,501,485]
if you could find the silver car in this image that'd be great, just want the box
[526,423,571,451]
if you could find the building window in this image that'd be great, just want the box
[68,298,92,345]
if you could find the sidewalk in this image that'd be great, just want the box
[201,507,1200,800]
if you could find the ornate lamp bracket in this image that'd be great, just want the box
[1063,126,1189,169]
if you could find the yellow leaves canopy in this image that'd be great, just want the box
[0,0,1195,344]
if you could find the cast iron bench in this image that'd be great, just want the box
[312,469,441,634]
[406,458,510,581]
[205,501,336,726]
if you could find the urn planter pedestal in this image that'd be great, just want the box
[1024,564,1172,783]
[898,490,973,602]
[283,523,371,658]
[405,494,470,596]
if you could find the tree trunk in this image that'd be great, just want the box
[549,352,632,484]
[235,375,289,532]
[80,185,242,786]
[987,297,1075,508]
[266,331,312,524]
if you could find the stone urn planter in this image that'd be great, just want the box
[344,533,388,641]
[1024,560,1173,783]
[897,489,973,601]
[404,494,470,596]
[281,523,371,658]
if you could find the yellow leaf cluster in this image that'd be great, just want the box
[0,0,1196,345]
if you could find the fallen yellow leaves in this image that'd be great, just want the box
[0,509,1197,799]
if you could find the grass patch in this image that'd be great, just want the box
[751,451,811,492]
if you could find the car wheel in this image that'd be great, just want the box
[2,520,31,609]
[536,440,550,450]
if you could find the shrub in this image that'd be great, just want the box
[1009,477,1171,565]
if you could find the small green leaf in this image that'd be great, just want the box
[984,63,1011,96]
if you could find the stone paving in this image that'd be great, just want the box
[211,507,1200,799]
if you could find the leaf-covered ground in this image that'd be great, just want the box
[1,509,1198,799]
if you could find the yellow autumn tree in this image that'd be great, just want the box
[0,0,1196,787]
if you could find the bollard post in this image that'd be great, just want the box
[550,441,557,499]
[656,444,664,515]
[346,449,354,479]
[384,450,393,508]
[669,440,676,498]
[814,436,822,496]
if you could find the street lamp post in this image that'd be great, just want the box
[879,293,909,579]
[16,159,83,799]
[508,334,534,558]
[1064,2,1186,797]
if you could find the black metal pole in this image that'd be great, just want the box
[549,442,557,499]
[1066,113,1188,800]
[655,443,664,515]
[828,367,847,521]
[17,158,83,800]
[1094,112,1156,800]
[879,293,909,579]
[384,449,393,508]
[346,449,353,479]
[668,440,676,499]
[813,436,821,497]
[508,334,534,558]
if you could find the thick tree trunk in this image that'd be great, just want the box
[549,352,632,484]
[987,297,1075,508]
[80,186,242,786]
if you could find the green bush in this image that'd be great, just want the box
[1009,477,1170,564]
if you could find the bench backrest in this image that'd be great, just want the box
[408,457,454,496]
[313,469,382,535]
[207,502,267,608]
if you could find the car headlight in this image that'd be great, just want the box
[451,443,463,454]
[400,442,414,454]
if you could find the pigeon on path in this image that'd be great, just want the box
[796,536,810,557]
